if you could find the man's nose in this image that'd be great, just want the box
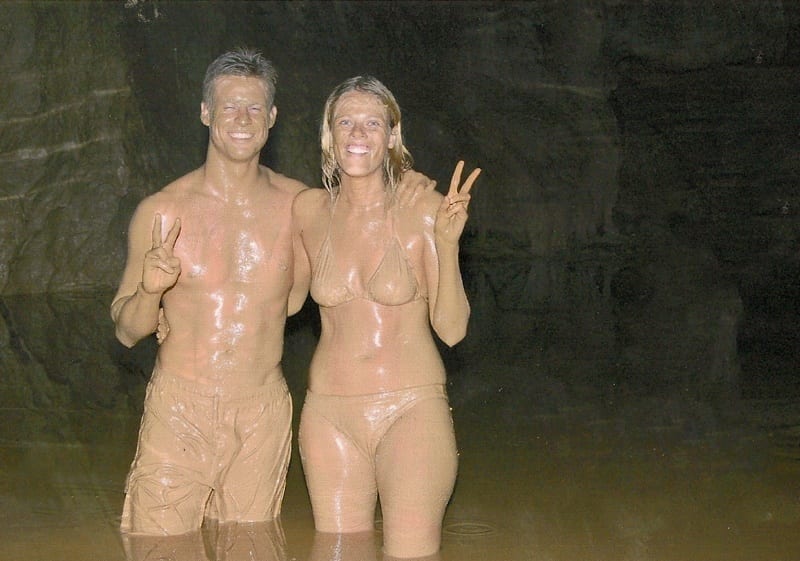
[237,109,252,124]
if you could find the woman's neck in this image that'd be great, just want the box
[338,176,389,209]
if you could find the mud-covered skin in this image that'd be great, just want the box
[293,81,480,558]
[111,55,309,534]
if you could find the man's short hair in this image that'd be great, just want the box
[202,48,277,108]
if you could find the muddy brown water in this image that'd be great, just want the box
[3,390,799,560]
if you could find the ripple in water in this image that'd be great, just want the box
[443,520,496,536]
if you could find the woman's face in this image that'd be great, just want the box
[331,90,397,181]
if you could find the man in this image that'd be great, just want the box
[112,48,431,535]
[112,48,308,535]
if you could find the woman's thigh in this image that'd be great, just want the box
[375,397,458,556]
[298,403,378,533]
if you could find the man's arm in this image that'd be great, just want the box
[111,208,181,347]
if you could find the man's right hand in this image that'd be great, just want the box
[396,169,436,208]
[141,213,182,295]
[155,307,170,344]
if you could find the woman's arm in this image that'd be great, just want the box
[426,161,481,346]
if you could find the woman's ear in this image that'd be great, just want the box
[389,124,400,149]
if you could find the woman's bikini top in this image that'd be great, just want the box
[310,196,423,308]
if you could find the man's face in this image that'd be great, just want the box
[201,75,276,163]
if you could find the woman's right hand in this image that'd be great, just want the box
[434,160,481,246]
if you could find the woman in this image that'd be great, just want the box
[292,75,480,558]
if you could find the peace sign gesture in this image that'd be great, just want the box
[435,160,481,247]
[141,213,182,295]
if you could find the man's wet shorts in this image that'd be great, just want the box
[121,368,292,535]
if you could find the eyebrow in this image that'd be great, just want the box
[334,111,385,119]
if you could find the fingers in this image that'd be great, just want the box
[461,167,482,196]
[442,159,480,221]
[443,196,470,218]
[151,213,163,249]
[397,180,414,207]
[448,160,481,198]
[439,190,470,220]
[156,308,170,345]
[448,160,465,198]
[164,218,181,250]
[151,214,181,250]
[146,250,179,274]
[151,257,180,275]
[396,171,437,208]
[443,160,480,221]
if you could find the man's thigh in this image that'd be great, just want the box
[122,380,216,534]
[212,380,293,522]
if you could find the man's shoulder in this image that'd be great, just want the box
[294,185,328,202]
[294,185,330,209]
[155,168,202,198]
[262,166,311,196]
[131,170,201,218]
[292,186,330,223]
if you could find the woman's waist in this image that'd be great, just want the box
[308,350,445,393]
[313,333,440,364]
[317,312,435,351]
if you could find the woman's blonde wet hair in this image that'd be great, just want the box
[320,76,413,196]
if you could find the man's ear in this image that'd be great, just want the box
[200,102,210,126]
[268,105,277,128]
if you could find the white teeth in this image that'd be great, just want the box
[230,132,252,139]
[348,145,368,154]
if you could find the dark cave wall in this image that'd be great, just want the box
[611,64,800,397]
[0,1,798,413]
[606,4,800,397]
[0,2,135,292]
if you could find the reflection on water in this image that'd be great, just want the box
[123,521,288,561]
[122,526,443,561]
[1,293,799,560]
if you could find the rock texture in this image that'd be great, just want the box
[1,1,798,419]
[0,3,135,292]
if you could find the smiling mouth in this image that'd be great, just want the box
[347,144,369,154]
[230,132,254,140]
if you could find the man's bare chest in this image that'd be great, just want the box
[174,212,292,285]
